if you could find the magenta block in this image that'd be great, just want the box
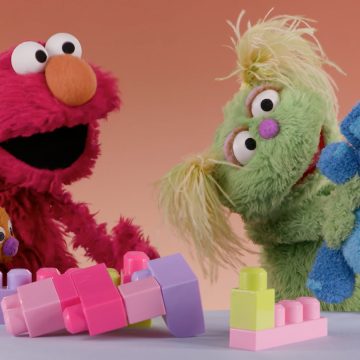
[122,251,150,284]
[66,264,128,335]
[147,253,205,337]
[119,276,165,324]
[36,268,61,281]
[0,269,32,324]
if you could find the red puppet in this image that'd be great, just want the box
[0,33,158,274]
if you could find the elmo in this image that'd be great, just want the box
[0,33,158,274]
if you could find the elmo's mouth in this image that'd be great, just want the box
[0,125,88,170]
[297,131,325,185]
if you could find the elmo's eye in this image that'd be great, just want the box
[11,42,48,75]
[45,33,82,58]
[250,89,279,118]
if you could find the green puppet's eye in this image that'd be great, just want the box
[224,128,257,166]
[249,88,280,118]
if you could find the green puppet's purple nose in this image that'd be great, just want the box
[3,237,19,257]
[258,119,280,139]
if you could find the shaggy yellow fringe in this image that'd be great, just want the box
[225,10,343,117]
[158,152,247,280]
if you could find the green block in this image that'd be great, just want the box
[230,288,275,330]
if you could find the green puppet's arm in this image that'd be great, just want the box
[244,178,334,246]
[246,196,324,245]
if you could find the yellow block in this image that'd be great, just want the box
[230,267,275,331]
[127,319,152,328]
[107,268,121,286]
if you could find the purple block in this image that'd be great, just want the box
[131,269,151,282]
[148,253,205,337]
[0,269,32,324]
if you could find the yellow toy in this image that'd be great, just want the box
[230,267,274,331]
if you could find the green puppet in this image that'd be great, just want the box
[159,12,360,311]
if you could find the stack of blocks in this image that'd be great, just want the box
[229,267,328,351]
[1,252,205,338]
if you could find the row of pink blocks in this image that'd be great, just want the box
[0,252,205,338]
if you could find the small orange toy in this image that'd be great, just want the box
[0,208,19,263]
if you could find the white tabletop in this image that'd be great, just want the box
[0,311,359,360]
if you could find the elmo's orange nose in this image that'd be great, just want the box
[45,55,97,106]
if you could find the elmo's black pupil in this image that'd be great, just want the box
[35,50,47,63]
[245,138,256,151]
[0,232,4,241]
[62,42,75,54]
[261,99,273,112]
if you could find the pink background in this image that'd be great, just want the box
[0,0,358,309]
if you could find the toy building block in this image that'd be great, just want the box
[230,267,274,331]
[2,278,65,337]
[107,268,121,286]
[122,251,152,328]
[63,264,128,336]
[131,269,151,282]
[147,253,205,337]
[119,276,166,324]
[229,269,328,351]
[122,251,150,284]
[0,269,32,324]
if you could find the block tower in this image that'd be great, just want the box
[229,267,328,351]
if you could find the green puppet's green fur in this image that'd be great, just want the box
[159,13,360,311]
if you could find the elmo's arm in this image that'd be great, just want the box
[49,190,158,270]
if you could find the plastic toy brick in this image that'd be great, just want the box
[230,267,274,331]
[122,251,150,284]
[131,269,151,282]
[107,268,121,286]
[229,268,327,351]
[119,276,165,324]
[63,264,128,336]
[127,319,152,328]
[0,269,32,324]
[147,253,205,337]
[2,278,64,337]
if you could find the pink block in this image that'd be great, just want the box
[122,251,149,284]
[278,300,303,324]
[118,276,166,324]
[66,264,128,335]
[274,304,285,327]
[229,318,327,351]
[297,297,320,320]
[3,279,64,337]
